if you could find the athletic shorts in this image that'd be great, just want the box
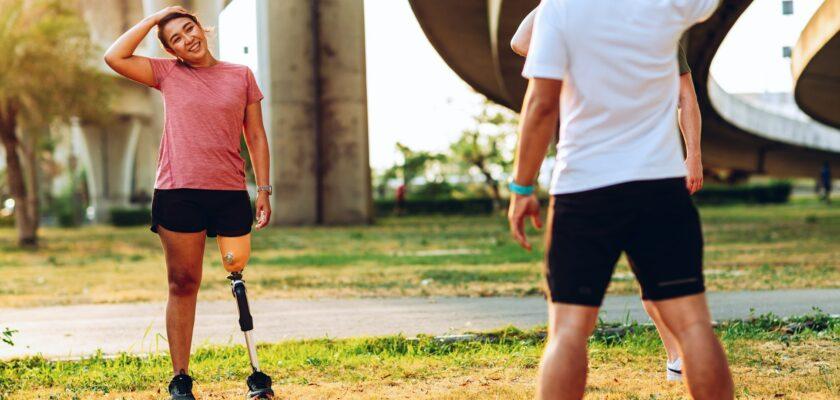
[544,178,705,306]
[151,189,252,237]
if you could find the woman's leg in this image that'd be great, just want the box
[217,234,251,273]
[643,299,681,362]
[158,225,206,375]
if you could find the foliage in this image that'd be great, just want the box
[48,175,86,228]
[0,0,113,247]
[1,327,15,346]
[395,142,446,190]
[0,314,835,398]
[0,0,112,125]
[450,101,519,208]
[694,181,792,205]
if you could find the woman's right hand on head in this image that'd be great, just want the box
[152,6,189,24]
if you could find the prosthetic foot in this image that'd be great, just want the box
[219,235,275,399]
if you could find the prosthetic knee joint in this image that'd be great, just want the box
[218,235,274,399]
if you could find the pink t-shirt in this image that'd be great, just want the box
[149,58,263,190]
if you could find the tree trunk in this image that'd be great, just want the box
[22,126,40,234]
[0,105,38,247]
[476,163,502,212]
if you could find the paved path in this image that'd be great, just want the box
[1,289,837,360]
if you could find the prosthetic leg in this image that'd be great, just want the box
[218,235,275,399]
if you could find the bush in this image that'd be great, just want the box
[376,198,494,216]
[694,181,792,205]
[51,196,83,228]
[0,214,13,227]
[109,207,151,227]
[375,182,792,216]
[374,197,550,216]
[412,181,457,200]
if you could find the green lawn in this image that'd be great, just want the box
[1,313,836,399]
[0,200,837,307]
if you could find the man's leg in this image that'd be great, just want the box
[654,293,734,400]
[540,191,625,399]
[642,300,681,362]
[159,226,206,375]
[538,303,599,400]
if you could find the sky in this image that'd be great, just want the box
[219,0,824,170]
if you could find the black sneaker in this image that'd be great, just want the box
[246,371,275,399]
[168,373,196,400]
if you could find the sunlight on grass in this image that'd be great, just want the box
[0,201,837,307]
[1,313,837,399]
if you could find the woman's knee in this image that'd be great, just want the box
[168,268,202,297]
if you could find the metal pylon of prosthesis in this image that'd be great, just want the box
[227,270,261,372]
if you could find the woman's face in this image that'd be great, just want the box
[162,17,208,63]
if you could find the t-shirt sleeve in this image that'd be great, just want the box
[147,57,177,89]
[673,0,720,24]
[245,67,264,105]
[521,0,567,81]
[677,43,691,75]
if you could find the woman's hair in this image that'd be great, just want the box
[156,12,207,51]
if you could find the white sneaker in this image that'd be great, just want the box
[666,358,683,382]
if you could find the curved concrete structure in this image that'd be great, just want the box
[409,0,840,177]
[792,0,840,129]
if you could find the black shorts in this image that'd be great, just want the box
[545,178,705,306]
[151,189,253,237]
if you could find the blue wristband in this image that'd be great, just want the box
[509,181,535,196]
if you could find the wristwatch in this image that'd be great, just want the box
[257,185,273,195]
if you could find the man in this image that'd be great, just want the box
[510,7,704,382]
[506,1,734,399]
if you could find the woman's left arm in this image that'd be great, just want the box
[244,102,272,229]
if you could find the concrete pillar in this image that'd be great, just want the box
[257,0,371,225]
[72,120,101,221]
[133,119,159,201]
[317,0,373,224]
[76,116,138,222]
[257,0,319,225]
[121,118,142,201]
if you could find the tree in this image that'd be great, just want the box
[450,101,518,211]
[395,142,446,193]
[0,0,111,246]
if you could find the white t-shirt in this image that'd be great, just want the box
[523,0,719,194]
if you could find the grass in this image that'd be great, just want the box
[0,199,837,307]
[0,312,837,399]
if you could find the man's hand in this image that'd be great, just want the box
[508,194,543,250]
[255,192,272,230]
[685,155,704,195]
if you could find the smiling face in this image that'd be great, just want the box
[158,15,209,64]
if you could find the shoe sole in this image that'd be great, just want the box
[248,388,274,399]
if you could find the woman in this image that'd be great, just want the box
[104,6,273,399]
[511,6,705,383]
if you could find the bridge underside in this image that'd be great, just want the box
[793,0,840,129]
[409,0,840,177]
